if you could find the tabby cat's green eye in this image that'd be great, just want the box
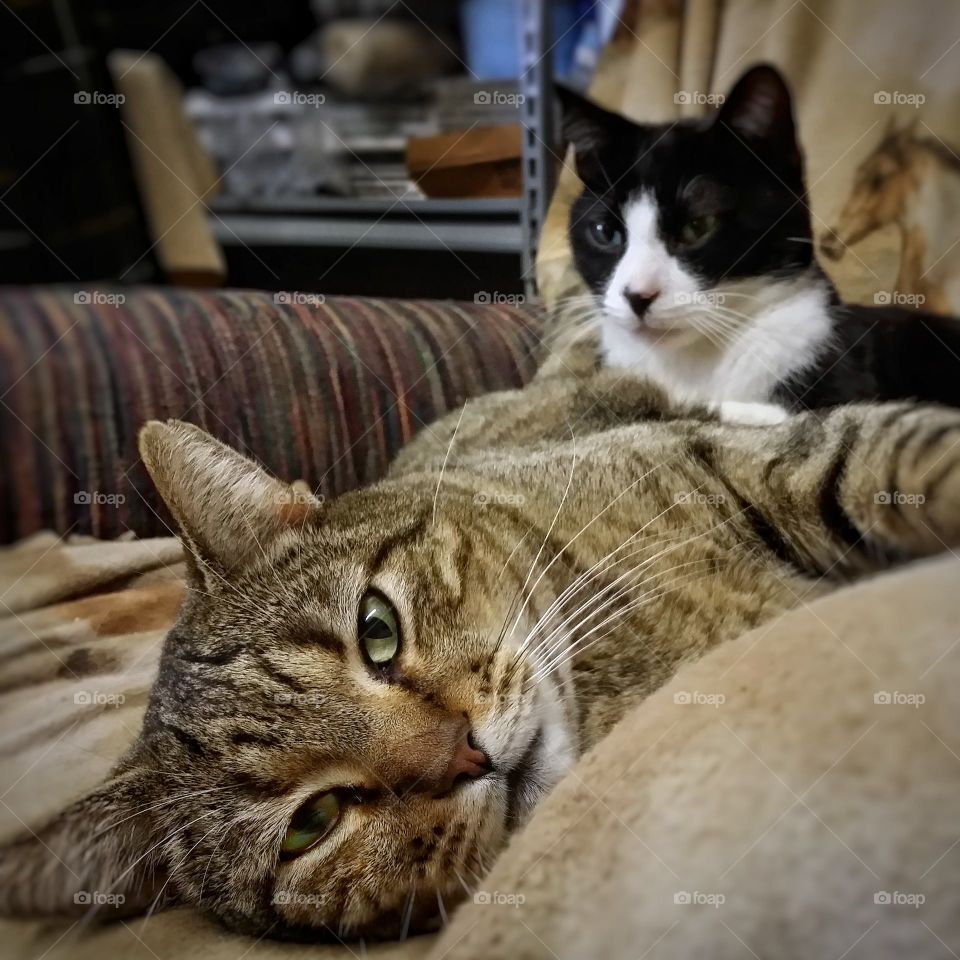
[280,792,341,858]
[358,591,400,667]
[680,213,720,245]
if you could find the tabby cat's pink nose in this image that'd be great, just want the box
[433,732,490,797]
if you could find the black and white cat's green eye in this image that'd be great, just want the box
[358,590,400,666]
[680,213,720,246]
[586,217,625,251]
[280,792,341,859]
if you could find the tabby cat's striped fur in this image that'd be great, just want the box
[2,357,960,940]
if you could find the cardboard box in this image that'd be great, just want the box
[406,125,522,198]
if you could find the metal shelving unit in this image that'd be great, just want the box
[212,0,556,299]
[210,197,523,254]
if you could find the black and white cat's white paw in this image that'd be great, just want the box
[717,400,791,427]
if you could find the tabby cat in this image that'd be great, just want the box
[3,363,960,940]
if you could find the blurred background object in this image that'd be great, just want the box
[1,0,608,298]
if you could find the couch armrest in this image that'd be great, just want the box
[0,288,543,543]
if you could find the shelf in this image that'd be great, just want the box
[210,196,521,217]
[209,196,524,253]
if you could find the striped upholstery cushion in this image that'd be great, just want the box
[0,289,544,543]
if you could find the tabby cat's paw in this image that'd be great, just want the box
[869,406,960,552]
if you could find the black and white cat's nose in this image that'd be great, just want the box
[624,288,660,321]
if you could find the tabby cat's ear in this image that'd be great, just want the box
[139,420,321,582]
[555,84,635,187]
[717,63,801,169]
[0,767,168,919]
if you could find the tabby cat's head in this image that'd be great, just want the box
[1,422,575,940]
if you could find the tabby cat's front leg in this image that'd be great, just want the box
[697,403,960,579]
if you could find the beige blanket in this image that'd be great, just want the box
[2,535,959,958]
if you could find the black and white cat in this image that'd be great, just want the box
[560,64,960,423]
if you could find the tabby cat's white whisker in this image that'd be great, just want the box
[505,425,579,646]
[530,558,721,683]
[515,478,701,664]
[530,504,760,681]
[511,456,678,662]
[105,809,221,893]
[523,532,682,670]
[94,785,232,837]
[436,889,448,925]
[527,541,707,672]
[432,404,467,527]
[399,889,416,941]
[532,567,722,685]
[142,817,222,931]
[452,869,474,896]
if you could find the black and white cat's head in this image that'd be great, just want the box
[561,64,823,382]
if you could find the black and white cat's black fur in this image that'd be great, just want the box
[560,64,960,423]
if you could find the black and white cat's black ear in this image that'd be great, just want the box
[716,64,801,168]
[0,766,168,919]
[555,84,632,186]
[139,419,323,586]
